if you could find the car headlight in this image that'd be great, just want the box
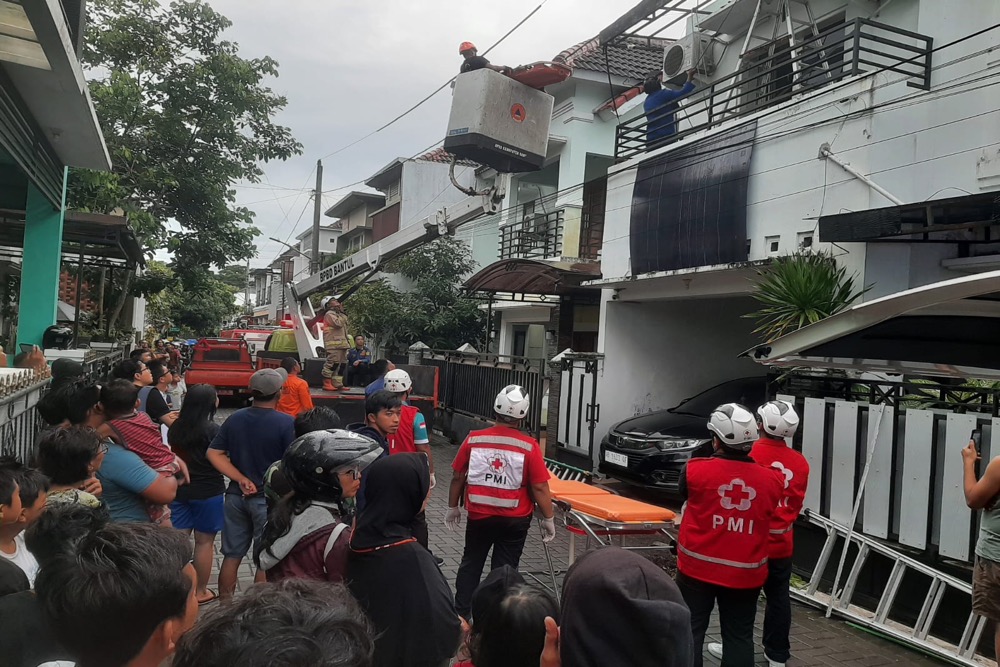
[653,438,710,451]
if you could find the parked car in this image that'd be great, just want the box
[599,377,769,493]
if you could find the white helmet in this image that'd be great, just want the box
[494,384,530,419]
[757,400,799,439]
[384,368,412,393]
[707,403,759,451]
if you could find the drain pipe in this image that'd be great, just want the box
[818,143,904,206]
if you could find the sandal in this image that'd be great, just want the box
[197,589,219,605]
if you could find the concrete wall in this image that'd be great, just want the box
[593,295,765,441]
[399,160,477,230]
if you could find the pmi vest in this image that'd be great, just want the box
[750,437,810,559]
[678,456,784,588]
[464,426,539,518]
[389,405,421,454]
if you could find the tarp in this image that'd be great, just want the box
[630,120,757,275]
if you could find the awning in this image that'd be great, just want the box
[464,258,601,295]
[819,192,1000,243]
[743,270,1000,380]
[0,208,145,268]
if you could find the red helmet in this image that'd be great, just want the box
[459,41,476,54]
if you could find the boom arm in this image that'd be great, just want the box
[284,176,507,358]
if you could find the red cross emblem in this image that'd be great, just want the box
[718,478,756,511]
[490,457,506,473]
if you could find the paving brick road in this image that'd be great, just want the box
[210,416,947,666]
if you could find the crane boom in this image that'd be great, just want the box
[283,176,507,358]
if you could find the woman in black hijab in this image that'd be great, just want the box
[559,547,693,667]
[347,453,461,667]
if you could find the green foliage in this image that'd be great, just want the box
[141,261,237,337]
[216,264,250,292]
[345,239,485,351]
[69,0,302,286]
[747,251,869,342]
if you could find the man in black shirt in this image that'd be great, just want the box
[459,41,509,75]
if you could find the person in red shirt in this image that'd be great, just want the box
[708,400,809,667]
[676,403,784,667]
[276,358,314,417]
[446,385,555,619]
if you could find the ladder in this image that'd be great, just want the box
[792,510,995,667]
[719,0,834,119]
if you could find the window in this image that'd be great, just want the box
[386,180,401,204]
[765,235,780,256]
[798,231,814,250]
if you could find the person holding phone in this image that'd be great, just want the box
[963,427,1000,659]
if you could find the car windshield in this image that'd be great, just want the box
[669,378,767,417]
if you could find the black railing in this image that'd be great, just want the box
[578,210,604,260]
[499,209,564,261]
[615,18,933,161]
[419,349,547,440]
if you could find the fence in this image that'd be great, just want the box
[615,18,933,161]
[780,374,1000,564]
[418,349,547,439]
[0,349,126,463]
[499,209,564,261]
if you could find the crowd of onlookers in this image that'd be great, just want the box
[0,346,697,667]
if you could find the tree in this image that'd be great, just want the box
[747,250,869,342]
[138,261,237,337]
[345,239,486,351]
[216,264,250,292]
[70,0,302,293]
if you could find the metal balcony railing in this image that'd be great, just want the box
[615,18,933,162]
[499,209,564,260]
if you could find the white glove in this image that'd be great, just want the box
[429,472,437,490]
[540,516,556,543]
[446,506,462,531]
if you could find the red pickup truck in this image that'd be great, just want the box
[183,338,282,399]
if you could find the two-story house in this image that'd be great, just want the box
[324,191,386,256]
[582,2,1000,645]
[463,37,671,362]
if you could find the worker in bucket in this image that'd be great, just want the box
[676,403,784,667]
[459,41,510,75]
[313,296,351,392]
[708,400,809,667]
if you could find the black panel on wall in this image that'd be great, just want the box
[629,120,758,275]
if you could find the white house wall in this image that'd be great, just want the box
[593,295,764,440]
[399,161,477,230]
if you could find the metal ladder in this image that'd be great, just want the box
[792,510,995,667]
[720,0,834,119]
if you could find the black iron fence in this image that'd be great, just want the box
[418,349,547,439]
[499,209,564,261]
[615,18,933,161]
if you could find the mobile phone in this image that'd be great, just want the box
[971,429,982,454]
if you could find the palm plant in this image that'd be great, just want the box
[747,250,869,342]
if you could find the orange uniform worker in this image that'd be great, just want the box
[676,403,784,667]
[275,357,314,418]
[445,384,555,619]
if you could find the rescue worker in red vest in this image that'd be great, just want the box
[707,400,809,667]
[446,384,555,619]
[677,403,784,667]
[384,368,436,553]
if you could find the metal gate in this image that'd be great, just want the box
[556,353,603,468]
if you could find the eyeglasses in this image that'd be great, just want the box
[338,467,362,481]
[97,441,110,456]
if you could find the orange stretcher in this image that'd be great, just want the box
[528,466,679,599]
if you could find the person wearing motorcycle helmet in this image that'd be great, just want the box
[676,403,785,667]
[446,385,555,619]
[256,429,381,584]
[707,400,809,667]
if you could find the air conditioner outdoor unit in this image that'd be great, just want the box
[663,31,716,79]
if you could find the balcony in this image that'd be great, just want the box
[500,209,564,261]
[615,18,932,162]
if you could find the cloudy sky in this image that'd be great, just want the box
[203,0,632,268]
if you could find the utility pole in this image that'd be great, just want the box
[244,256,251,318]
[311,159,323,274]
